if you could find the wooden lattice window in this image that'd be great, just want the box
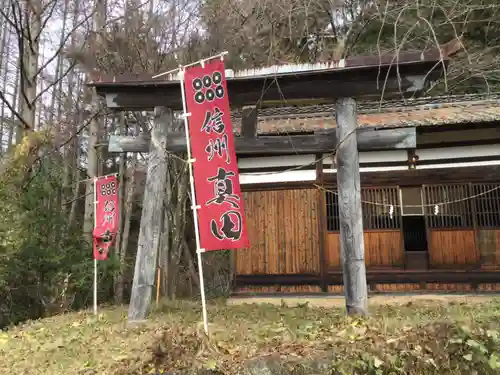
[325,187,401,231]
[361,187,401,230]
[422,184,473,229]
[472,183,500,228]
[326,190,339,231]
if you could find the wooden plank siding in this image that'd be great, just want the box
[326,231,403,269]
[234,181,500,295]
[326,233,341,269]
[478,230,500,268]
[427,230,478,266]
[235,188,321,275]
[364,231,404,267]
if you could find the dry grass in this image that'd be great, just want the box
[227,294,495,308]
[1,297,500,374]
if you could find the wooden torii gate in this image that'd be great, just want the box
[88,49,449,321]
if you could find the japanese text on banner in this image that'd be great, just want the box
[184,59,249,251]
[93,175,119,260]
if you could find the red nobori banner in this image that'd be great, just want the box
[184,59,249,251]
[93,175,119,260]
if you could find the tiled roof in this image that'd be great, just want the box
[230,93,500,135]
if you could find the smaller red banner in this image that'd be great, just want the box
[93,175,119,260]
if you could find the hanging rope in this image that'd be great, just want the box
[314,184,500,209]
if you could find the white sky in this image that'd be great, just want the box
[0,0,200,150]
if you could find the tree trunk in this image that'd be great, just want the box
[0,6,11,152]
[8,54,19,150]
[182,238,200,290]
[62,0,79,213]
[48,0,69,133]
[17,0,42,141]
[113,114,132,304]
[83,0,106,244]
[114,154,138,304]
[165,161,188,300]
[68,100,84,228]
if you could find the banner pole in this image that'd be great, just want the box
[93,258,97,315]
[179,66,209,335]
[93,177,98,315]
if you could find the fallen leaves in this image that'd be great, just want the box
[0,332,8,347]
[1,299,500,374]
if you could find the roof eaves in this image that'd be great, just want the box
[87,47,449,87]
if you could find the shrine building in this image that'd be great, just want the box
[88,40,500,295]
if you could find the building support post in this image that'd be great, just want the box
[128,106,170,323]
[335,97,368,316]
[316,154,328,293]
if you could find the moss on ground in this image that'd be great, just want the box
[1,298,500,374]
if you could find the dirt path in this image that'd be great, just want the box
[227,294,497,308]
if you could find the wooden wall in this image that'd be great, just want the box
[233,182,500,295]
[365,230,404,267]
[478,230,500,269]
[326,230,403,269]
[326,233,341,269]
[235,188,321,275]
[428,230,479,266]
[423,184,500,268]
